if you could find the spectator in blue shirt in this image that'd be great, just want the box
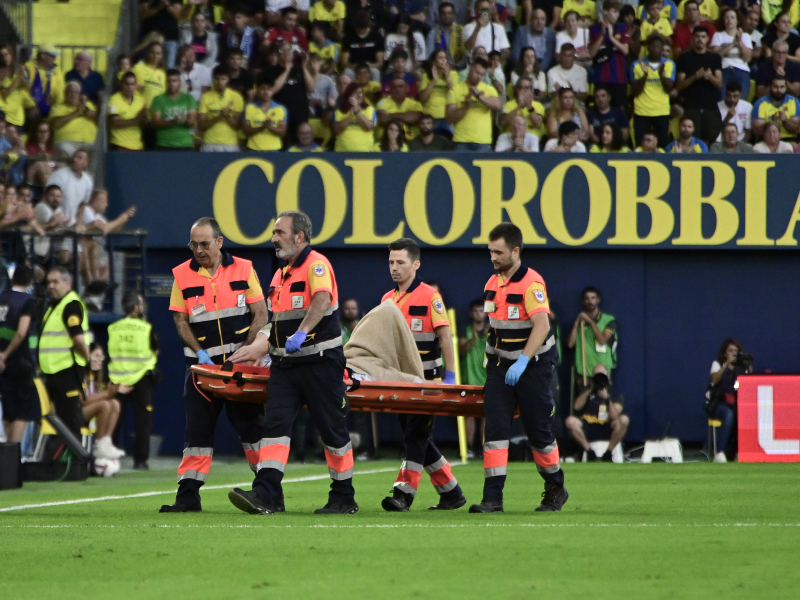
[387,0,429,32]
[512,8,556,70]
[586,85,629,146]
[65,52,106,105]
[665,116,709,152]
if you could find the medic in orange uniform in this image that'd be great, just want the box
[226,210,358,515]
[469,223,569,514]
[160,217,268,513]
[380,238,466,512]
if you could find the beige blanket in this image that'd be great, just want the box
[344,300,425,383]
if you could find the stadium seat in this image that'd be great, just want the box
[32,378,95,460]
[708,418,723,459]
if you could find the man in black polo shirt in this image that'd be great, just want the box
[342,9,385,77]
[0,266,39,444]
[263,41,312,146]
[755,40,800,99]
[676,26,723,146]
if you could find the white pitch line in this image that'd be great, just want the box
[2,523,800,529]
[0,467,399,513]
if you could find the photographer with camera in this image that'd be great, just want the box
[706,338,752,463]
[565,365,629,462]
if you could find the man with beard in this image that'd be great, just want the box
[160,217,268,513]
[226,211,358,515]
[567,286,618,391]
[751,76,800,142]
[408,114,452,150]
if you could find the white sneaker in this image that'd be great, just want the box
[93,437,126,459]
[714,452,727,463]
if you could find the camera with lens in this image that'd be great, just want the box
[733,352,753,370]
[591,372,610,391]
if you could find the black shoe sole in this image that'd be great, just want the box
[428,495,467,511]
[314,504,359,514]
[534,489,569,512]
[381,496,409,512]
[468,503,503,513]
[228,489,273,515]
[159,504,201,513]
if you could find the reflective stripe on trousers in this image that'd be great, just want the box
[425,456,458,493]
[324,441,354,480]
[177,446,214,483]
[532,441,561,474]
[244,437,291,473]
[421,357,444,371]
[394,460,423,496]
[483,440,509,478]
[184,342,243,359]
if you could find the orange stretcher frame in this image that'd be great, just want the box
[190,364,491,418]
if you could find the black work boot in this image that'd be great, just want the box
[381,488,413,512]
[228,488,274,515]
[159,501,201,513]
[534,483,569,512]
[314,499,359,514]
[429,490,467,511]
[468,500,504,513]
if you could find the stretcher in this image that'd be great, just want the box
[190,363,489,418]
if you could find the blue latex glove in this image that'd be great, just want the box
[505,355,530,386]
[443,370,456,385]
[196,349,214,365]
[285,331,308,353]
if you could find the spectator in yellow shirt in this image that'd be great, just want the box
[242,79,288,151]
[333,82,376,151]
[0,44,35,131]
[561,0,597,25]
[132,42,167,108]
[198,65,245,151]
[108,72,147,151]
[309,0,347,40]
[418,49,459,133]
[376,77,423,141]
[500,76,546,139]
[635,131,665,152]
[50,81,98,157]
[445,57,501,150]
[639,0,673,58]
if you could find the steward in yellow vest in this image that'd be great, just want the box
[108,291,159,469]
[39,267,91,438]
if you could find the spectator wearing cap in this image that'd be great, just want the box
[544,120,587,151]
[266,0,310,27]
[376,76,423,141]
[65,52,105,105]
[495,114,539,151]
[512,8,555,70]
[629,34,674,148]
[547,43,588,102]
[309,0,347,40]
[751,76,800,141]
[150,69,198,150]
[427,2,467,69]
[198,65,245,151]
[262,41,314,146]
[672,0,715,60]
[138,0,182,68]
[289,122,325,151]
[464,0,511,62]
[588,0,631,108]
[753,121,796,153]
[217,5,262,69]
[108,71,147,151]
[24,45,65,118]
[755,40,800,100]
[265,7,309,52]
[177,45,212,103]
[49,81,99,157]
[715,81,751,144]
[179,12,219,69]
[710,122,755,153]
[446,57,501,151]
[676,25,723,147]
[342,9,386,78]
[665,115,709,152]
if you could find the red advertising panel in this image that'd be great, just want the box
[738,375,800,462]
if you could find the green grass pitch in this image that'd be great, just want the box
[1,458,798,600]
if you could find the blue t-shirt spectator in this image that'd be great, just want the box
[65,69,106,105]
[587,105,628,139]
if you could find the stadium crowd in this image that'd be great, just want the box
[0,0,799,154]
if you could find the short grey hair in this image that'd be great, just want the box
[48,265,72,282]
[75,51,92,63]
[774,40,790,52]
[277,210,312,244]
[65,81,82,94]
[192,216,221,239]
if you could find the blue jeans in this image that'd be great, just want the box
[712,403,736,454]
[722,67,750,100]
[164,40,178,69]
[454,142,492,152]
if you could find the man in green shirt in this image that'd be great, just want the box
[339,297,360,345]
[567,286,617,392]
[458,299,488,457]
[150,69,198,149]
